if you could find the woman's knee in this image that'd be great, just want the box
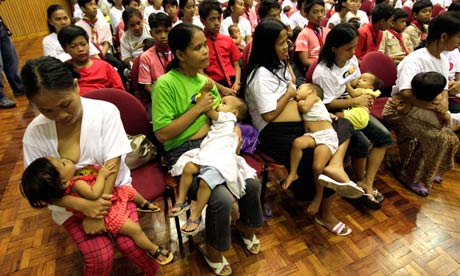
[207,185,233,214]
[244,178,261,196]
[81,239,114,274]
[363,116,393,147]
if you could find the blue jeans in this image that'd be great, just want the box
[350,115,393,158]
[167,139,264,251]
[0,23,24,99]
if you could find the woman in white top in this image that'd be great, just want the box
[220,0,252,44]
[120,7,152,67]
[43,4,100,62]
[109,0,124,30]
[327,0,351,28]
[383,12,460,196]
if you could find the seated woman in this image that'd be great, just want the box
[152,23,264,276]
[120,7,152,67]
[383,12,460,196]
[58,25,126,95]
[21,56,161,276]
[245,18,357,236]
[313,23,393,210]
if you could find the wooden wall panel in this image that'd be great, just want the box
[0,0,71,40]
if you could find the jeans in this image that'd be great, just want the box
[360,115,394,147]
[167,139,264,251]
[0,23,23,99]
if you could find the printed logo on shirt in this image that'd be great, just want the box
[449,62,454,72]
[343,66,356,79]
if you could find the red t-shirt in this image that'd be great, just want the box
[77,58,126,95]
[205,33,241,86]
[356,23,383,60]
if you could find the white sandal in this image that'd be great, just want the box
[198,243,232,276]
[239,232,260,255]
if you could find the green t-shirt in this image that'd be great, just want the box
[152,70,221,151]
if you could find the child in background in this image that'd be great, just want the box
[228,24,246,52]
[169,79,257,236]
[403,0,432,49]
[379,8,414,64]
[21,157,173,265]
[120,7,152,67]
[345,0,369,27]
[398,72,460,130]
[283,83,364,215]
[144,0,164,21]
[58,25,126,95]
[336,72,382,130]
[163,0,179,25]
[199,0,242,96]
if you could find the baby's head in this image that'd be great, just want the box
[357,72,382,90]
[411,71,446,102]
[21,157,75,208]
[217,96,248,121]
[296,83,324,101]
[228,24,241,39]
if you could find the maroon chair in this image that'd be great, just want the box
[305,59,319,83]
[402,6,412,24]
[83,88,186,247]
[432,4,446,18]
[360,51,397,97]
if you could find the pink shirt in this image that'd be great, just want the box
[295,26,329,64]
[138,46,172,85]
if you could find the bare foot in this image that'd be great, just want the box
[306,196,322,216]
[282,173,298,189]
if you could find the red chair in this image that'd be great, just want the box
[402,6,412,24]
[360,51,397,97]
[83,88,186,247]
[305,59,318,83]
[361,0,375,16]
[432,4,446,18]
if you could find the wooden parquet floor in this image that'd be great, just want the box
[1,35,460,276]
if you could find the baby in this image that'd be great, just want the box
[228,24,246,52]
[169,79,257,236]
[338,72,382,130]
[21,157,173,265]
[284,83,364,215]
[399,71,460,130]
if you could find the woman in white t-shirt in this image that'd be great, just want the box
[383,12,460,196]
[327,0,351,28]
[21,57,162,276]
[43,4,100,62]
[313,23,393,210]
[221,0,253,44]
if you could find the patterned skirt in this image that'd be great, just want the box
[105,185,137,234]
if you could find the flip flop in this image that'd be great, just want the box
[372,189,385,203]
[180,216,202,236]
[239,231,260,255]
[169,201,190,217]
[137,201,161,213]
[148,246,174,265]
[317,174,364,199]
[198,243,232,276]
[314,217,352,236]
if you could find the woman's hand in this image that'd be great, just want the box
[220,86,237,96]
[82,217,107,235]
[80,194,112,219]
[195,91,215,114]
[353,94,373,109]
[448,80,460,96]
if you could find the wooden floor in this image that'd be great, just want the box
[1,36,460,276]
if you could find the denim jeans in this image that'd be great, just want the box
[0,23,24,99]
[167,139,264,251]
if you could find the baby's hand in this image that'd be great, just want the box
[201,78,215,93]
[99,162,116,178]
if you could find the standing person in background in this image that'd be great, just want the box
[0,7,24,109]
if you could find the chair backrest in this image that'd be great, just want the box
[360,0,375,16]
[432,4,446,18]
[130,56,141,93]
[305,59,319,83]
[83,88,154,141]
[360,51,397,97]
[402,6,412,24]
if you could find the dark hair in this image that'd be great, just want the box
[371,3,396,24]
[21,57,80,99]
[258,0,281,19]
[77,0,92,8]
[411,71,446,101]
[122,7,143,31]
[335,0,349,13]
[21,158,66,208]
[232,96,248,121]
[448,1,460,12]
[412,0,432,15]
[223,0,236,18]
[143,37,155,50]
[246,18,288,88]
[163,0,178,10]
[47,4,67,33]
[318,23,359,68]
[422,11,460,47]
[122,0,140,8]
[148,12,172,29]
[310,83,325,100]
[57,25,89,48]
[228,24,239,34]
[304,0,325,14]
[297,0,305,11]
[393,8,408,21]
[166,23,204,71]
[199,0,222,19]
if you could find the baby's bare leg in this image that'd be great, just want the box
[177,162,200,203]
[284,135,316,189]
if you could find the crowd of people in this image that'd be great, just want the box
[7,0,460,275]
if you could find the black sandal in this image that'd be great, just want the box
[148,246,174,265]
[137,201,161,213]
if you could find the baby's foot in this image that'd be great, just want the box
[282,173,298,189]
